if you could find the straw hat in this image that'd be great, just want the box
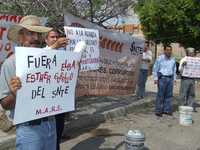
[7,15,52,42]
[186,47,195,53]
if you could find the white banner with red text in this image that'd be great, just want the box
[64,26,99,71]
[64,12,144,96]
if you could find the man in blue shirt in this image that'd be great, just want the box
[152,45,176,117]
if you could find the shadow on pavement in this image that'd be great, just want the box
[69,128,150,150]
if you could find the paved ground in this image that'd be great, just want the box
[61,102,200,150]
[60,77,200,150]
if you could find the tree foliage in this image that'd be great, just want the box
[136,0,200,50]
[0,0,136,28]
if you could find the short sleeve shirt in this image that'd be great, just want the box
[0,55,15,120]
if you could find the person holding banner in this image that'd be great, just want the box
[45,29,70,150]
[179,47,197,112]
[45,29,68,50]
[136,41,152,99]
[153,45,176,117]
[0,15,57,150]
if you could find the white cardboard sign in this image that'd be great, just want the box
[64,26,99,71]
[182,56,200,78]
[14,47,81,124]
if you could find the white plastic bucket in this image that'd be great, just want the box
[179,106,193,126]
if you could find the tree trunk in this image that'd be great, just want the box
[88,0,94,22]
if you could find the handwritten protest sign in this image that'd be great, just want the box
[182,57,200,78]
[64,12,144,96]
[64,26,99,71]
[14,47,81,124]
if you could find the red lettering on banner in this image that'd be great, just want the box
[99,36,123,53]
[0,27,7,40]
[0,15,22,23]
[118,43,123,53]
[69,22,124,53]
[100,37,107,49]
[105,39,112,50]
[111,41,117,51]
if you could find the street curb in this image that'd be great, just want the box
[64,98,153,135]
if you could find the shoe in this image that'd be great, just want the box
[155,113,162,117]
[193,109,197,113]
[163,112,172,116]
[136,96,144,100]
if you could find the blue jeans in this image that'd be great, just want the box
[136,69,148,97]
[16,117,57,150]
[155,76,173,114]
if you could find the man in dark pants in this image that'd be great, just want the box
[152,45,176,117]
[45,29,69,150]
[136,41,152,99]
[55,113,66,149]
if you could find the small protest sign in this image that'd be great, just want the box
[182,57,200,78]
[64,26,99,71]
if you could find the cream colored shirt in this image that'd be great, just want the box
[140,50,152,70]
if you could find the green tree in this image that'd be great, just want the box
[136,0,200,50]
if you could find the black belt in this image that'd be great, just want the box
[28,117,49,126]
[181,76,194,80]
[158,72,173,79]
[161,75,173,78]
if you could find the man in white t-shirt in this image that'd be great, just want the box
[136,41,152,99]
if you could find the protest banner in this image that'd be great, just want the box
[64,12,144,96]
[0,14,47,71]
[64,26,99,71]
[182,56,200,78]
[14,47,81,124]
[0,15,22,68]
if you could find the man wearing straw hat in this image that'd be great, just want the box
[0,15,56,150]
[179,47,197,112]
